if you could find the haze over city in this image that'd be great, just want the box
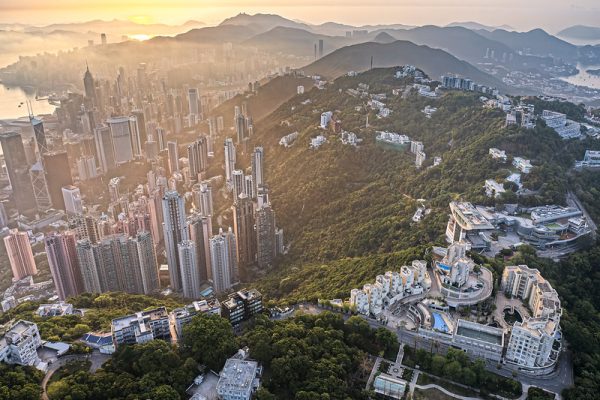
[0,1,600,400]
[1,0,599,32]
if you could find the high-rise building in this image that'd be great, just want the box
[94,126,116,173]
[29,161,52,211]
[162,191,188,291]
[256,204,277,269]
[0,132,37,216]
[44,232,84,300]
[191,182,213,217]
[131,110,147,147]
[4,229,37,280]
[232,170,245,201]
[188,88,200,118]
[244,175,254,199]
[235,112,246,144]
[318,39,324,58]
[133,231,160,294]
[128,115,143,158]
[100,33,107,45]
[31,117,48,155]
[107,117,134,165]
[251,147,264,195]
[75,239,102,293]
[178,240,200,299]
[77,155,98,181]
[62,185,83,215]
[232,194,256,281]
[43,151,73,211]
[187,137,208,183]
[0,202,8,229]
[210,228,236,293]
[83,65,96,105]
[224,138,236,183]
[167,141,179,174]
[188,212,212,282]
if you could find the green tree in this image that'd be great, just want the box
[181,313,238,371]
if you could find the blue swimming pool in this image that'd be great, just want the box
[432,312,450,333]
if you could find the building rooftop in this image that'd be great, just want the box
[450,202,494,230]
[216,358,259,394]
[111,307,168,331]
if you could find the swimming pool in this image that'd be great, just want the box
[432,312,451,333]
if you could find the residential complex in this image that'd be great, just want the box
[0,320,43,369]
[221,289,264,326]
[350,260,429,316]
[111,307,171,347]
[541,110,581,139]
[502,265,562,370]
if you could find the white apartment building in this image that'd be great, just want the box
[501,265,561,369]
[512,157,533,174]
[541,110,581,139]
[320,111,333,129]
[0,320,42,368]
[310,135,327,149]
[489,148,507,162]
[111,307,170,347]
[485,179,506,198]
[350,260,428,316]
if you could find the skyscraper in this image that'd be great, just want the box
[224,138,236,183]
[131,110,147,149]
[62,185,83,215]
[255,204,277,269]
[162,191,188,291]
[188,212,212,282]
[187,137,208,183]
[318,39,324,58]
[191,182,213,217]
[232,170,245,201]
[83,65,96,105]
[178,240,200,299]
[188,88,200,118]
[133,231,160,294]
[45,232,84,300]
[29,161,52,211]
[0,132,37,216]
[4,229,37,280]
[94,126,115,173]
[107,116,134,165]
[31,117,48,155]
[210,228,236,293]
[251,147,264,196]
[43,151,73,211]
[244,175,254,200]
[232,194,256,281]
[75,239,102,293]
[167,141,179,174]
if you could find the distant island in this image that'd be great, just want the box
[587,68,600,76]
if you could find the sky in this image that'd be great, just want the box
[0,0,599,33]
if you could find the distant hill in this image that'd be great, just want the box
[446,21,513,31]
[25,19,206,36]
[170,24,258,44]
[373,32,397,44]
[477,28,579,61]
[377,26,520,67]
[219,13,311,33]
[557,25,600,40]
[244,27,355,58]
[302,40,511,92]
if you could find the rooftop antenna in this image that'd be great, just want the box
[26,100,34,120]
[370,56,373,70]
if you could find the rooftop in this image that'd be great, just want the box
[217,358,259,393]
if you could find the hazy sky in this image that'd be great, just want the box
[1,0,599,32]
